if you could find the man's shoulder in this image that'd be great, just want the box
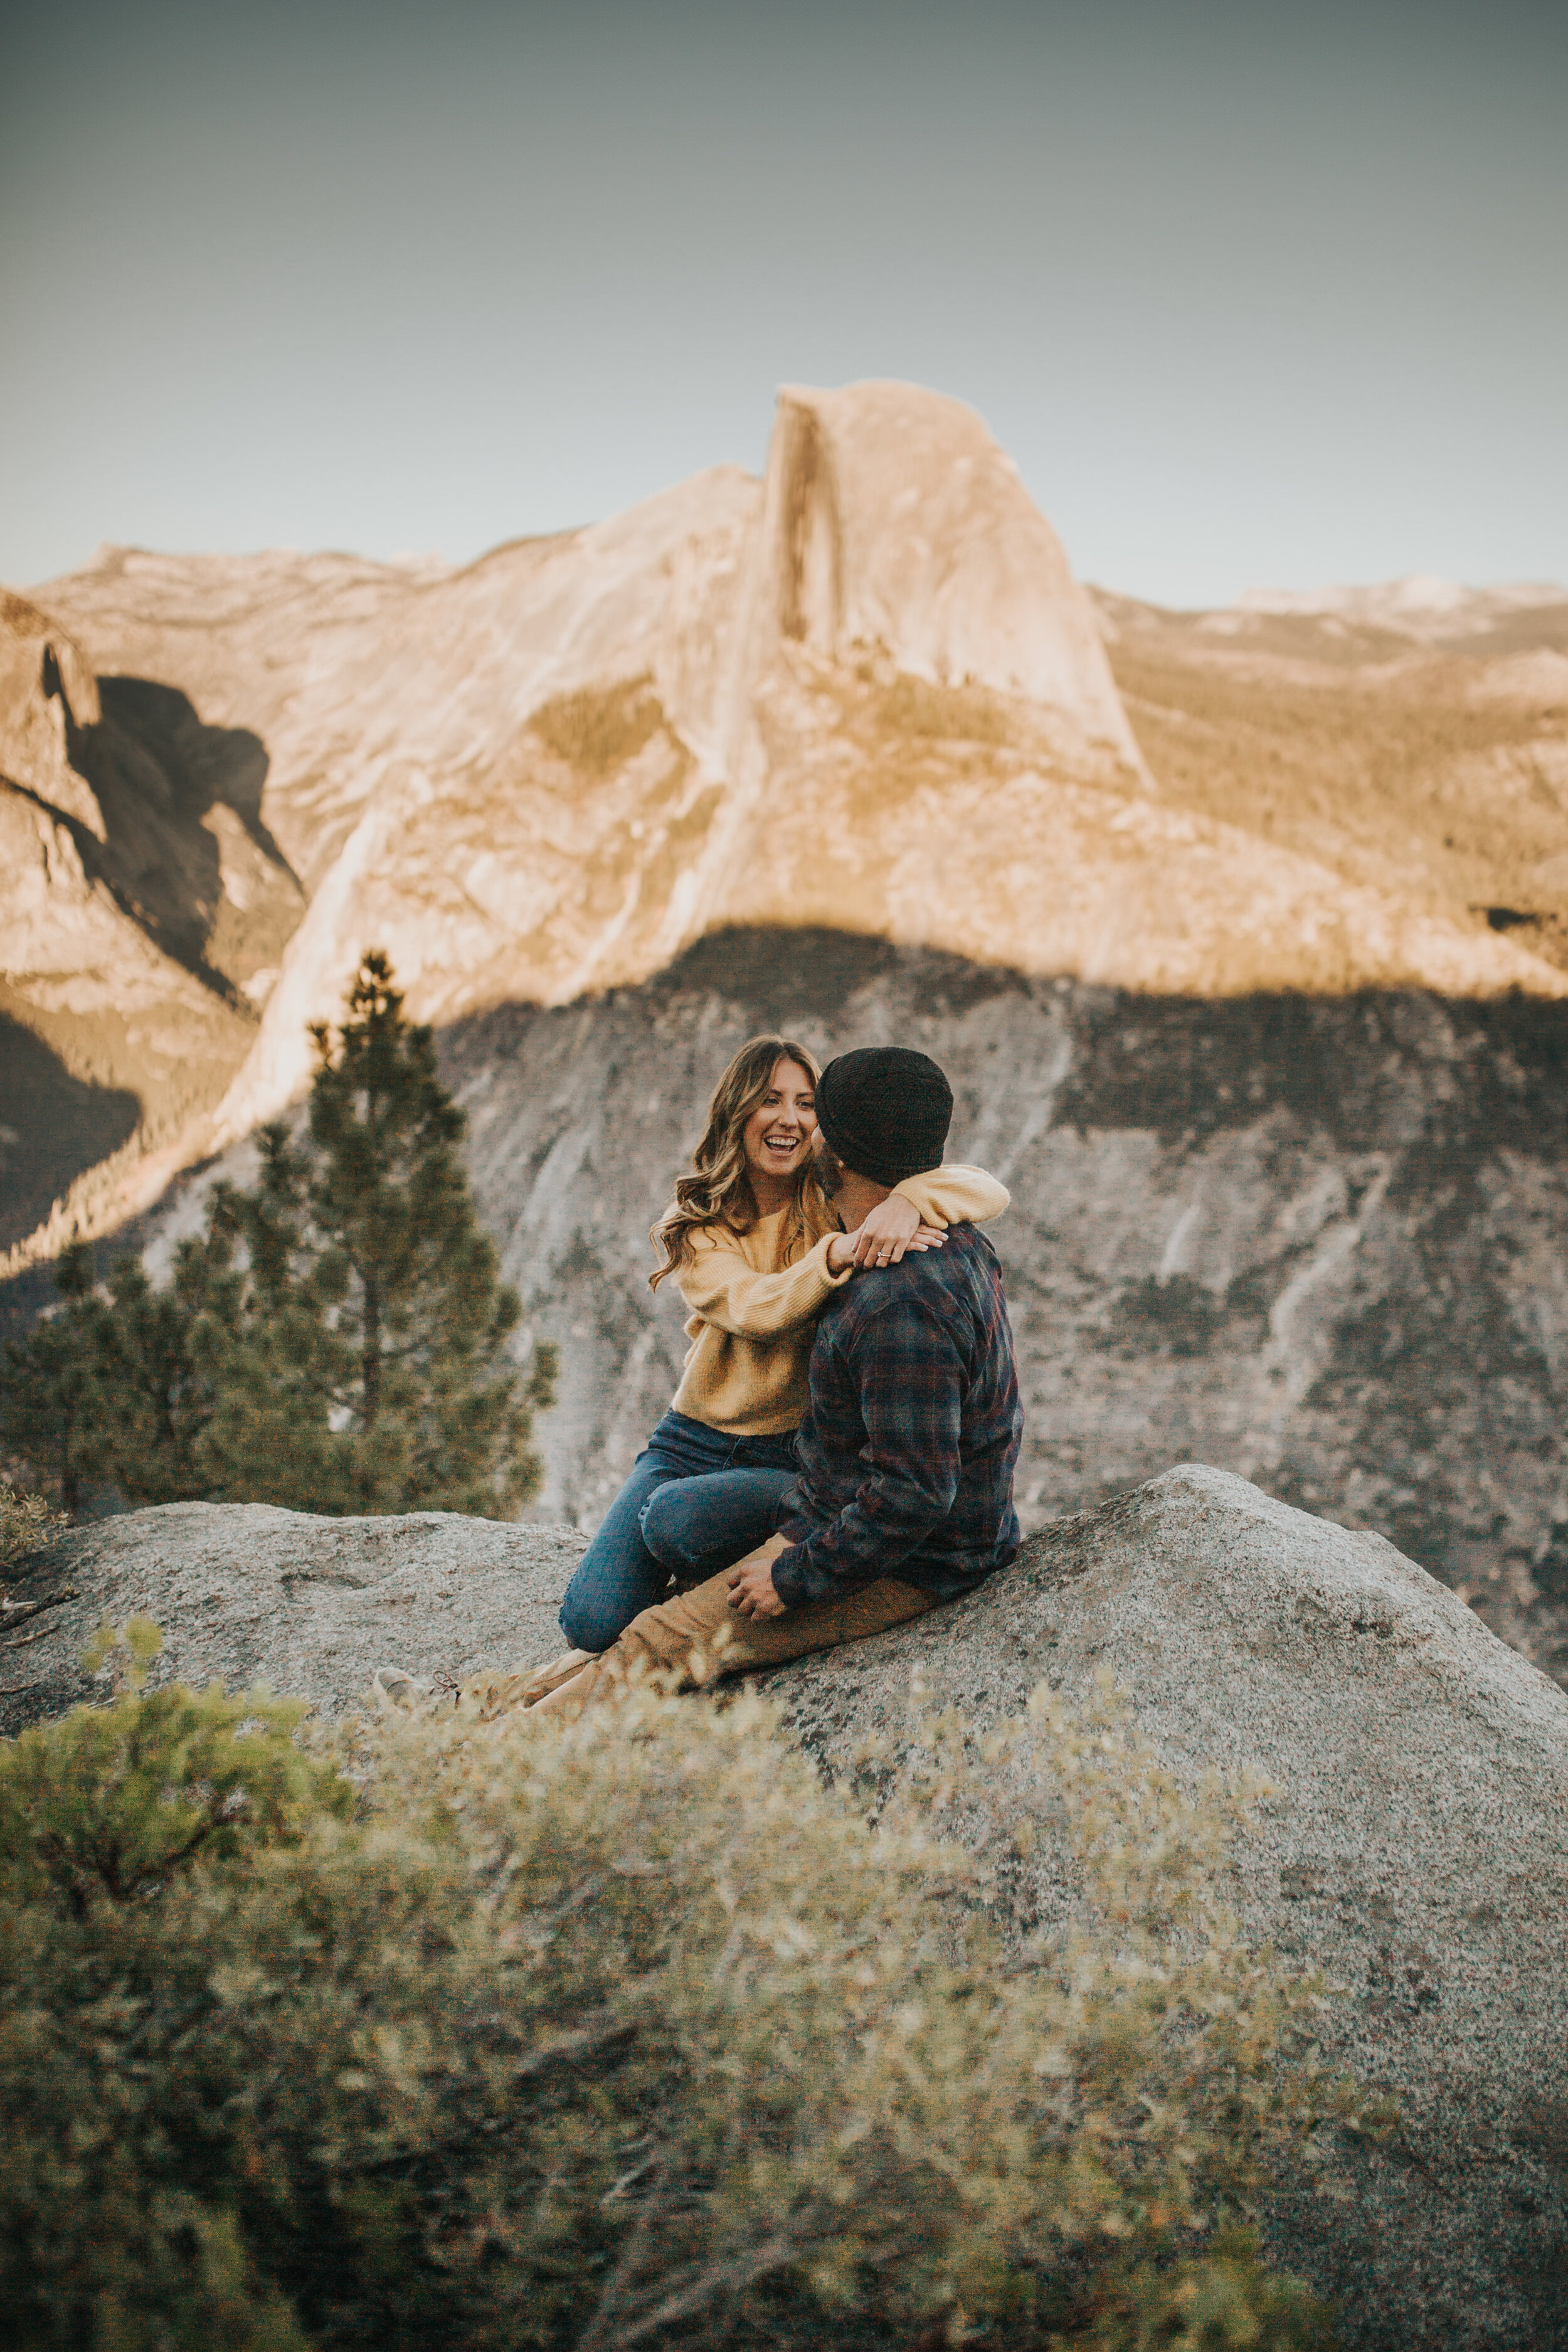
[835,1226,1000,1329]
[888,1222,1001,1293]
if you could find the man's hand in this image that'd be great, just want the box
[727,1533,790,1620]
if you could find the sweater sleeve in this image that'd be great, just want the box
[891,1163,1010,1231]
[674,1225,853,1338]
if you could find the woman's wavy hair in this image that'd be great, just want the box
[649,1036,829,1290]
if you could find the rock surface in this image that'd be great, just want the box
[772,1464,1568,2351]
[0,1502,578,1733]
[5,1463,1566,2346]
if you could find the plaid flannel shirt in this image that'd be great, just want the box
[771,1223,1023,1607]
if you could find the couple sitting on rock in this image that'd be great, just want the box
[507,1034,1024,1718]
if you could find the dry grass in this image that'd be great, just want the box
[875,670,1013,746]
[1,1481,68,1574]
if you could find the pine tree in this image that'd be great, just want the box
[0,1246,109,1516]
[95,1243,234,1505]
[188,1124,362,1512]
[198,951,556,1516]
[3,1240,231,1513]
[1,953,556,1520]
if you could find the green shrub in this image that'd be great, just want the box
[0,1651,1357,2350]
[0,1621,352,1914]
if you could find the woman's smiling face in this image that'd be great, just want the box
[741,1056,818,1196]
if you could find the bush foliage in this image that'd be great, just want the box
[0,1620,351,1915]
[0,1647,1357,2351]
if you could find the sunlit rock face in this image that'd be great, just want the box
[750,382,1142,743]
[0,593,268,1256]
[0,590,103,830]
[11,380,1565,1281]
[110,383,1160,1154]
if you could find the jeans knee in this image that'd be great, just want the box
[558,1593,618,1653]
[638,1486,699,1571]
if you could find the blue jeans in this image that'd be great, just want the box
[558,1411,799,1652]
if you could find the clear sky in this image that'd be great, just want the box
[3,0,1564,608]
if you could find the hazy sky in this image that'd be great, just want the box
[3,0,1564,606]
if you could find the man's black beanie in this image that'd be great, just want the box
[813,1047,953,1187]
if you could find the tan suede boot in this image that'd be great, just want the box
[456,1646,599,1723]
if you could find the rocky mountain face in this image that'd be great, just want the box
[4,380,1568,1683]
[7,1466,1566,2349]
[444,931,1568,1684]
[6,382,1564,1271]
[0,589,299,1255]
[4,383,1145,1255]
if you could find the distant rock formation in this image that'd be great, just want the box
[8,382,1565,1278]
[1,588,297,1260]
[1,596,265,1249]
[0,589,103,830]
[7,1464,1565,2349]
[1237,573,1568,637]
[747,383,1142,744]
[174,381,1160,1155]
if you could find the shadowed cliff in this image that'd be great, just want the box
[122,923,1568,1684]
[0,1015,139,1257]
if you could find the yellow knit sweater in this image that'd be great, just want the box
[667,1165,1010,1437]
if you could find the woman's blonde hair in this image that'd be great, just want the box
[649,1036,828,1290]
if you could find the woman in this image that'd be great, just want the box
[549,1034,1009,1662]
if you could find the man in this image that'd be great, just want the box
[531,1046,1023,1715]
